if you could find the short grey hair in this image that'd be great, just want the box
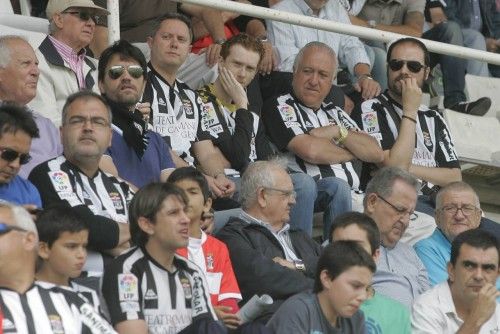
[435,181,480,209]
[0,35,29,68]
[240,157,288,210]
[363,167,420,209]
[0,202,38,235]
[293,41,337,73]
[61,90,112,125]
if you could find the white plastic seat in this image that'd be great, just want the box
[465,74,500,118]
[443,108,500,167]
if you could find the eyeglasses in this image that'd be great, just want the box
[0,222,26,236]
[0,147,31,165]
[62,11,102,24]
[440,204,480,216]
[376,193,418,221]
[388,59,426,73]
[66,116,110,128]
[107,65,144,80]
[264,187,297,199]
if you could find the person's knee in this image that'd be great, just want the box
[437,21,463,44]
[291,173,317,197]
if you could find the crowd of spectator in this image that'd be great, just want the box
[2,0,500,332]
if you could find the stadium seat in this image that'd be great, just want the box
[443,109,500,165]
[465,74,500,118]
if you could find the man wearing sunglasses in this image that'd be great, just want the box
[28,0,109,126]
[363,167,430,308]
[353,38,461,212]
[97,40,177,189]
[0,104,41,209]
[0,36,62,180]
[352,0,491,116]
[0,202,116,333]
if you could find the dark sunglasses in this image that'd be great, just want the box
[63,11,102,24]
[388,59,426,73]
[0,148,31,165]
[108,65,144,80]
[0,222,26,236]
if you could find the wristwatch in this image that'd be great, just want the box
[368,20,377,28]
[215,38,227,45]
[294,260,306,272]
[333,125,349,145]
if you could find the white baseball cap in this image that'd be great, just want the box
[46,0,109,19]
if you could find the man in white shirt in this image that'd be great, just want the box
[412,229,500,333]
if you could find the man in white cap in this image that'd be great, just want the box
[28,0,109,126]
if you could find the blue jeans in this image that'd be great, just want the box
[289,172,317,235]
[422,22,467,108]
[290,174,352,239]
[316,177,352,239]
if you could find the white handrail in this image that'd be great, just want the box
[107,0,120,44]
[174,0,500,66]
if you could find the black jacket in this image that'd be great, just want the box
[215,216,321,317]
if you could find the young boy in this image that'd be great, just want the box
[168,167,242,329]
[35,206,105,316]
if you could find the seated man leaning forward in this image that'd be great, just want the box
[412,229,500,333]
[267,241,375,333]
[262,42,384,239]
[102,182,223,334]
[363,166,430,308]
[216,159,322,321]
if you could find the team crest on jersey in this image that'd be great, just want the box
[48,170,72,193]
[362,111,380,134]
[180,277,192,299]
[206,253,214,270]
[48,314,64,334]
[181,98,194,117]
[278,103,297,122]
[109,192,124,211]
[422,131,433,148]
[118,273,139,301]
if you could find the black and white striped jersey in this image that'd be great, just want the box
[28,156,134,251]
[143,63,211,164]
[353,92,459,191]
[102,247,216,334]
[0,282,115,334]
[263,93,361,189]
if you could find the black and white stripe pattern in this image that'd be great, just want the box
[143,64,206,165]
[266,93,360,189]
[0,283,115,333]
[102,247,216,333]
[355,92,459,191]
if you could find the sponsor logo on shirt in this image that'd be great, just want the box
[362,111,380,134]
[48,170,72,193]
[278,103,297,122]
[118,273,139,301]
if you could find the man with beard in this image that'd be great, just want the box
[353,37,461,195]
[97,40,175,189]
